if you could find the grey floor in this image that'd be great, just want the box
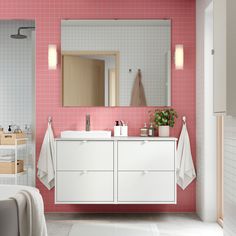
[46,213,223,236]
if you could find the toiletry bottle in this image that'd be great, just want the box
[121,122,128,137]
[114,121,121,136]
[8,125,12,133]
[0,126,3,136]
[148,123,155,137]
[0,126,3,145]
[140,123,148,137]
[24,124,32,140]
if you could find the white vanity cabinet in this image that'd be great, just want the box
[55,140,114,203]
[117,140,176,203]
[55,137,177,204]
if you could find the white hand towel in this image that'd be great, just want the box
[177,122,196,190]
[37,122,55,190]
[11,189,48,236]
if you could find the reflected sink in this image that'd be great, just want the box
[61,130,112,139]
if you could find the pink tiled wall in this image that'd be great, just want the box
[0,0,196,212]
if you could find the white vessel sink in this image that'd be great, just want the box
[61,130,111,139]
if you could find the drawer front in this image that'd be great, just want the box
[118,171,175,202]
[118,141,175,171]
[56,171,114,202]
[56,141,113,171]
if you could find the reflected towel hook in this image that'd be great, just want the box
[48,116,52,124]
[182,116,186,124]
[138,69,141,76]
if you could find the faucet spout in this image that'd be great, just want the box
[86,114,90,131]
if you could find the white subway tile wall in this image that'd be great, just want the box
[0,20,34,130]
[0,20,35,186]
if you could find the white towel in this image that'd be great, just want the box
[37,122,55,190]
[0,154,14,162]
[11,189,48,236]
[177,122,196,190]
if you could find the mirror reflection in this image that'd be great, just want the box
[61,20,171,107]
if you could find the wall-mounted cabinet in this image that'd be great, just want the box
[213,0,236,116]
[55,137,177,204]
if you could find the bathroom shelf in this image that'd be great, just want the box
[0,171,26,178]
[0,138,30,185]
[0,144,27,150]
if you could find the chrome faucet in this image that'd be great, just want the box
[86,114,90,131]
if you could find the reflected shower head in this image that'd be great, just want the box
[10,33,27,39]
[10,26,35,39]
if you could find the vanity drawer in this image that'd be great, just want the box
[56,141,113,171]
[118,141,175,171]
[56,171,114,202]
[118,171,175,203]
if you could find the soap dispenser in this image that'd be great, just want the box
[148,123,155,137]
[140,123,148,137]
[8,125,12,133]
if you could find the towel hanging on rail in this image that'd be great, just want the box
[176,116,196,190]
[130,69,147,106]
[37,117,55,190]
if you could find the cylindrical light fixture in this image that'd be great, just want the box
[175,44,184,70]
[48,44,57,70]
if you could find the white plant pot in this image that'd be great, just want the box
[158,126,170,137]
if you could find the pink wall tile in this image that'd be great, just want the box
[0,0,196,212]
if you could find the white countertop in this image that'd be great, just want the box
[55,136,177,141]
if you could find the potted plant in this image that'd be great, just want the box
[149,108,178,137]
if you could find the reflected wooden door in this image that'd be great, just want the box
[63,55,105,106]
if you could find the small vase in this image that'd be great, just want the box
[158,126,170,137]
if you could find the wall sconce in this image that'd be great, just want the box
[175,44,184,70]
[48,44,57,70]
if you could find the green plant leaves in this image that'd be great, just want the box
[150,108,178,128]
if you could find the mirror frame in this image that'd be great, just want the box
[61,19,172,107]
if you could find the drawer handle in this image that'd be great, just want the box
[143,140,149,144]
[81,140,87,144]
[143,170,149,175]
[80,170,88,175]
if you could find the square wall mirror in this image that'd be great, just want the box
[61,20,171,107]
